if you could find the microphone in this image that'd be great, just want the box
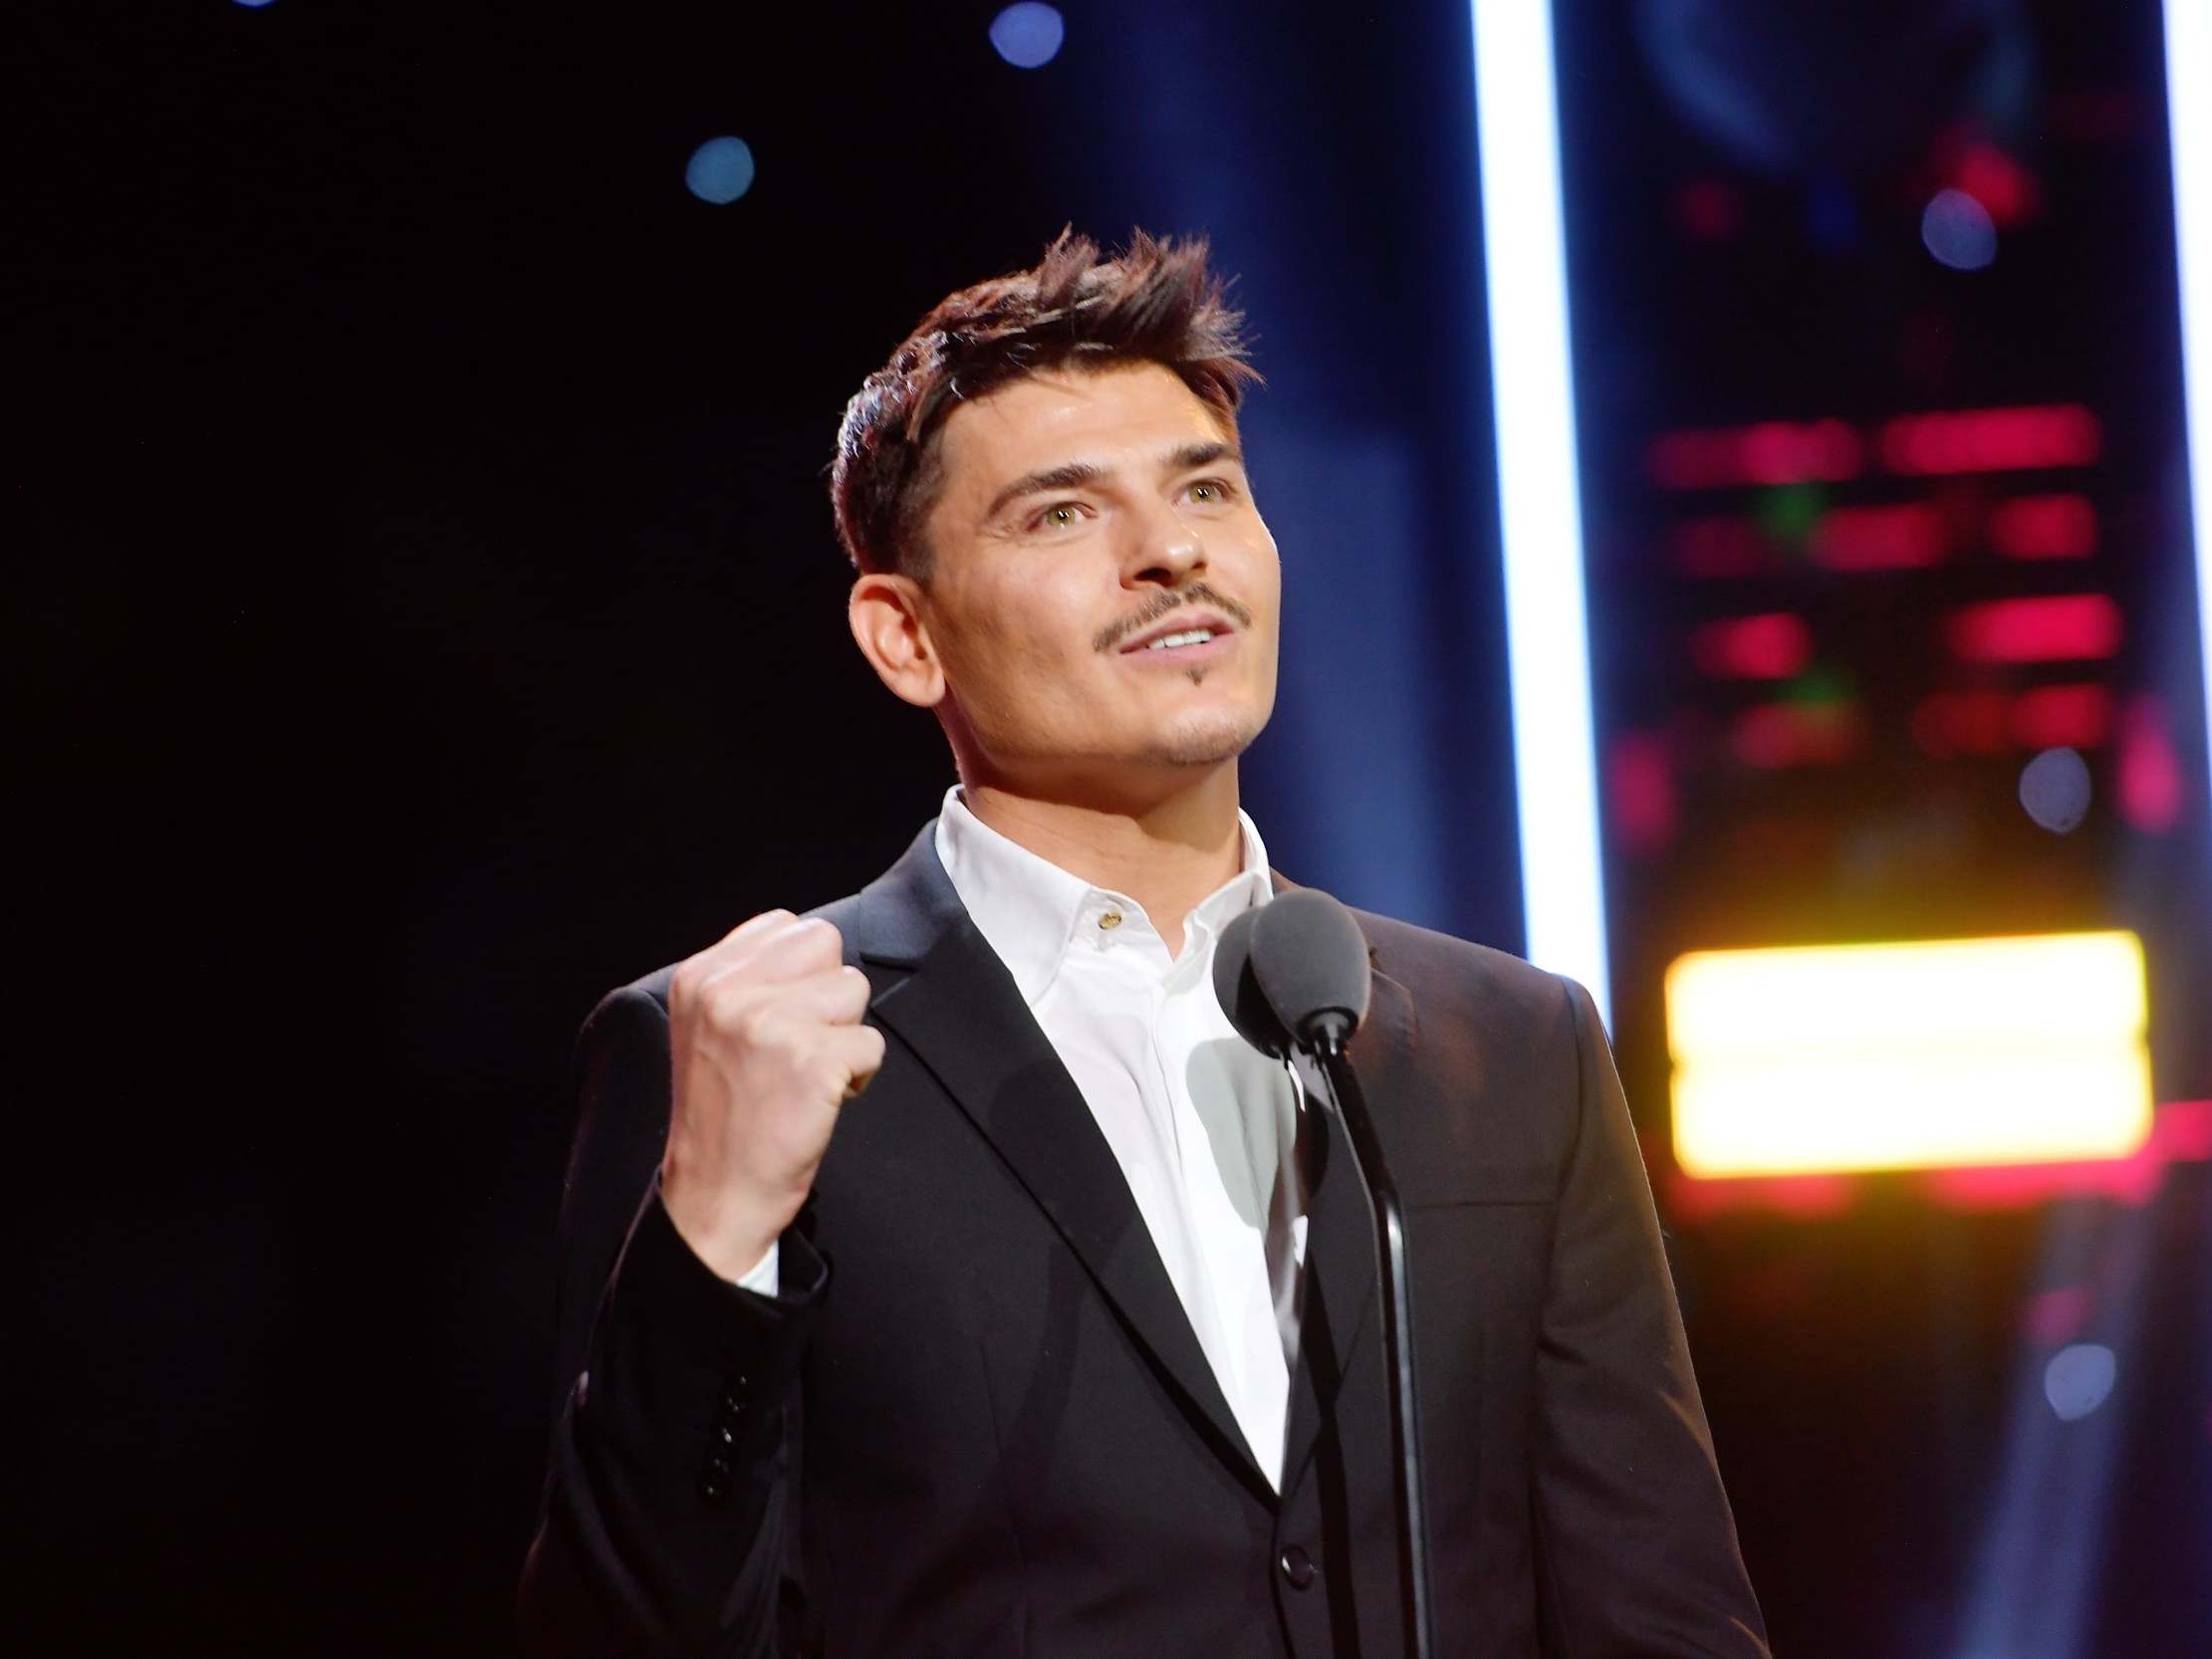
[1215,887,1435,1659]
[1212,888,1371,1057]
[1247,888,1371,1055]
[1211,907,1292,1058]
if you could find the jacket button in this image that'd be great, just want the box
[719,1375,750,1418]
[698,1466,731,1505]
[1277,1544,1317,1590]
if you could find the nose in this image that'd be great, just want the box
[1122,497,1205,588]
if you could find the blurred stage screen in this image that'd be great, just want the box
[1519,1,2212,1650]
[1516,0,2211,1188]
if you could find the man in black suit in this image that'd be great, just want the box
[519,231,1769,1657]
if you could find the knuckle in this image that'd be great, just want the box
[728,1003,776,1049]
[702,986,755,1037]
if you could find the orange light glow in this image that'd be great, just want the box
[1667,934,2152,1179]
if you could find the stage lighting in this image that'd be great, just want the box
[2166,0,2212,833]
[1667,933,2152,1178]
[1922,188,1999,270]
[989,4,1066,70]
[2042,1343,2117,1421]
[2018,747,2092,832]
[684,137,757,205]
[1471,0,1609,1019]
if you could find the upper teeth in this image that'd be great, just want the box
[1145,628,1215,650]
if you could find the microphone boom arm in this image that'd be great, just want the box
[1309,1023,1435,1659]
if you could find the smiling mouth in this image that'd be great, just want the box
[1097,584,1255,655]
[1129,624,1226,653]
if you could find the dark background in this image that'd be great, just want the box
[17,2,2210,1655]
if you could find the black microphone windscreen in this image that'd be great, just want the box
[1250,889,1372,1049]
[1213,907,1293,1059]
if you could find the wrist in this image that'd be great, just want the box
[659,1171,790,1286]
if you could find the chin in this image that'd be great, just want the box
[1139,704,1267,769]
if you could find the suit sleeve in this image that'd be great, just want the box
[1528,976,1771,1659]
[516,986,827,1658]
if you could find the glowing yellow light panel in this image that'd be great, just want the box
[1666,933,2152,1178]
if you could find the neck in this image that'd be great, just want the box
[959,762,1247,958]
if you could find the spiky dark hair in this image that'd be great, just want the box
[830,229,1260,579]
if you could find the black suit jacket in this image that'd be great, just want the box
[518,825,1769,1658]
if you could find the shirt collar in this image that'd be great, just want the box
[933,786,1275,1006]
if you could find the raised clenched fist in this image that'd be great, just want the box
[658,911,884,1283]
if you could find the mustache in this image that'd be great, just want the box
[1093,583,1255,654]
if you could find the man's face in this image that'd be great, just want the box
[907,359,1282,794]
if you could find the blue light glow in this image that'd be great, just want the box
[2042,1343,2117,1421]
[1470,0,1610,1019]
[990,4,1066,70]
[1922,188,1999,270]
[2019,748,2091,832]
[685,136,757,205]
[2166,0,2212,840]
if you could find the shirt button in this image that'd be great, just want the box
[1098,909,1123,931]
[1277,1543,1317,1589]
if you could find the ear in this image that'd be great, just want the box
[849,571,946,709]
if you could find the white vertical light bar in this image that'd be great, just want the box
[2167,0,2212,838]
[1470,0,1611,1019]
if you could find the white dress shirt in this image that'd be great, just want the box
[730,794,1309,1485]
[933,789,1308,1487]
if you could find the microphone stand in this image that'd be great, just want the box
[1308,1022,1434,1659]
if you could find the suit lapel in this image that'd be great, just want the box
[1279,956,1418,1496]
[845,827,1275,1503]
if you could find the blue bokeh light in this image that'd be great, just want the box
[1922,187,1998,270]
[989,3,1066,70]
[2019,746,2091,832]
[233,0,278,9]
[2042,1342,2116,1422]
[685,136,757,205]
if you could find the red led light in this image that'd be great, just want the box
[1672,179,1743,241]
[1668,1101,2212,1218]
[2022,1286,2092,1345]
[1949,140,2039,225]
[2010,683,2115,748]
[1605,732,1677,852]
[2118,695,2185,832]
[1990,493,2098,559]
[1880,404,2100,475]
[1808,503,1947,571]
[1689,613,1813,679]
[1650,419,1863,489]
[1730,701,1863,768]
[1922,1101,2212,1211]
[1911,690,2012,757]
[1946,593,2123,663]
[1664,1170,1855,1222]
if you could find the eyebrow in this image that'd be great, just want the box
[982,439,1243,524]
